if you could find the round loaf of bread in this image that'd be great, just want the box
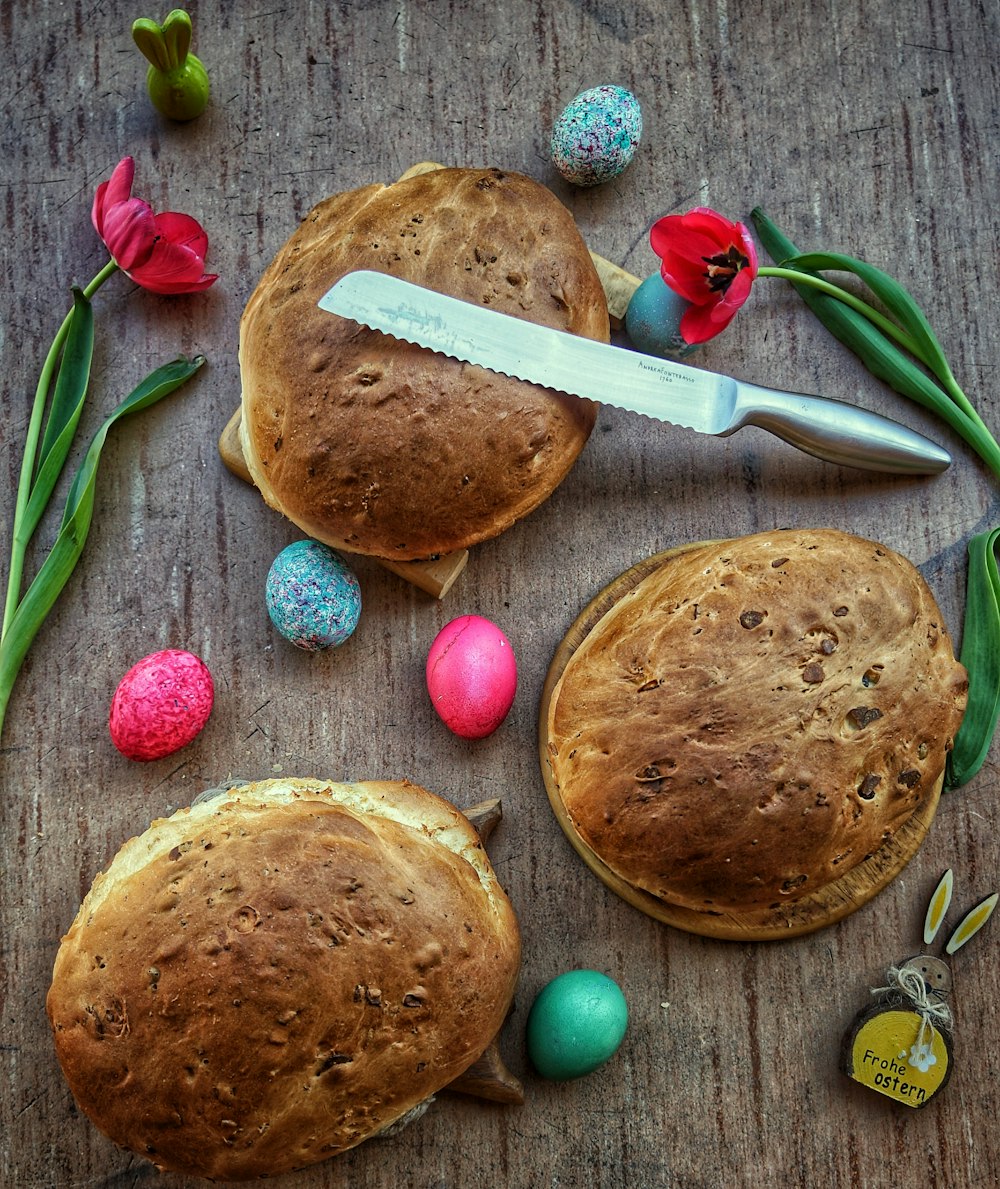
[46,778,521,1180]
[544,529,968,914]
[238,166,609,560]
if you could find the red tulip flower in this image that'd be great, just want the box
[92,156,217,294]
[649,207,758,345]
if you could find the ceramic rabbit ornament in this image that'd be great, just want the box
[842,870,996,1107]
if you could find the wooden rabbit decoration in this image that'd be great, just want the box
[842,870,996,1107]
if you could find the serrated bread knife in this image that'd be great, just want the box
[318,270,950,475]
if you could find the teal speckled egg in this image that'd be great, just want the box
[526,969,628,1080]
[265,540,361,651]
[625,272,700,359]
[550,85,642,186]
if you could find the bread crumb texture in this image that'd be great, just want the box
[46,778,520,1180]
[238,167,610,560]
[546,529,968,912]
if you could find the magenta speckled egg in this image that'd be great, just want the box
[109,649,214,761]
[426,615,517,739]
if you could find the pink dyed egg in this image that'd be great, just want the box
[426,615,517,739]
[109,649,214,761]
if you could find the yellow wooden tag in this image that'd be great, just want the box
[845,1009,950,1107]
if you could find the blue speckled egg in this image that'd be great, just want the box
[265,540,361,651]
[625,272,701,359]
[526,969,629,1080]
[551,85,642,187]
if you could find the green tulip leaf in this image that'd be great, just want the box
[21,289,95,544]
[947,528,1000,788]
[783,250,955,388]
[0,355,204,735]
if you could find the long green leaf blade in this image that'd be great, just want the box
[0,355,204,735]
[947,527,1000,787]
[61,355,204,524]
[21,291,95,542]
[36,288,94,467]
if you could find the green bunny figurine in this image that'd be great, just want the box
[132,10,210,121]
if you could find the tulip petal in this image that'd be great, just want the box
[99,198,156,271]
[679,302,731,345]
[102,158,137,214]
[129,237,214,294]
[716,266,755,316]
[91,157,135,237]
[152,211,209,259]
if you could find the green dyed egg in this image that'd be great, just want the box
[526,969,628,1080]
[625,272,700,359]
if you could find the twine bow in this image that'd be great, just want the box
[871,964,953,1066]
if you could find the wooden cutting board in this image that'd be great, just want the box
[218,161,642,598]
[537,543,942,941]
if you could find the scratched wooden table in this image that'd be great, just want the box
[2,1,999,1186]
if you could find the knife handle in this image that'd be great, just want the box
[729,382,951,475]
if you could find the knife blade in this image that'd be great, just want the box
[318,270,950,475]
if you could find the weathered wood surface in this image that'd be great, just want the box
[2,1,999,1186]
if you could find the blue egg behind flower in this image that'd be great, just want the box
[550,85,642,187]
[625,272,701,360]
[265,540,361,651]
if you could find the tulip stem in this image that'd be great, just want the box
[757,265,922,358]
[2,259,118,640]
[757,262,990,446]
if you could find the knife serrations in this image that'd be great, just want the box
[318,270,732,435]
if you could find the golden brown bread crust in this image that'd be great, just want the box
[46,778,521,1180]
[545,529,968,912]
[238,166,609,560]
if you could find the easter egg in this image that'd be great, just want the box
[526,969,628,1081]
[425,615,517,739]
[265,540,361,651]
[550,85,642,187]
[109,649,214,762]
[625,272,700,359]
